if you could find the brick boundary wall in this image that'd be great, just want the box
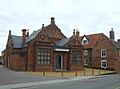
[114,59,120,74]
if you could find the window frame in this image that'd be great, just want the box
[72,51,82,64]
[37,48,51,65]
[84,58,88,65]
[101,49,107,57]
[101,60,107,68]
[84,50,88,56]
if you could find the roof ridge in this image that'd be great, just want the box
[12,35,22,37]
[80,33,103,37]
[26,28,42,42]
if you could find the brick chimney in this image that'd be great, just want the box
[76,29,80,37]
[22,29,27,45]
[51,17,55,25]
[109,28,115,40]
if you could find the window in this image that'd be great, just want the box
[101,49,107,57]
[82,37,89,45]
[72,51,82,64]
[37,48,51,65]
[84,50,88,56]
[82,40,88,45]
[83,40,88,44]
[84,58,88,65]
[101,60,107,68]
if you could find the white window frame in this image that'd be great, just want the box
[84,50,88,56]
[101,49,107,57]
[84,58,88,65]
[101,60,107,68]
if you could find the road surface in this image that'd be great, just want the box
[24,75,120,89]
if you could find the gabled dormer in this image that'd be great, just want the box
[56,29,83,48]
[81,35,89,45]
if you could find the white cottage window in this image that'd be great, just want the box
[101,60,107,68]
[101,49,107,57]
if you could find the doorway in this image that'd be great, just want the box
[56,55,62,69]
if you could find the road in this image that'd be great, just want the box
[24,75,120,89]
[0,66,60,85]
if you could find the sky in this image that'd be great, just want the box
[0,0,120,55]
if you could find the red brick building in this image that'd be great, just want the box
[2,17,84,71]
[80,28,120,70]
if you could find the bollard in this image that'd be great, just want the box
[43,71,45,76]
[99,68,100,75]
[75,71,77,77]
[61,71,63,77]
[92,68,94,75]
[105,68,106,73]
[84,68,86,75]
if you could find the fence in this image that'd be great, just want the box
[27,68,115,77]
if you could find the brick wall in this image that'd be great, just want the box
[27,42,36,71]
[92,35,119,69]
[10,49,27,71]
[70,64,84,71]
[114,59,120,73]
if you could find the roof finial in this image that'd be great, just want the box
[76,29,80,37]
[51,17,55,25]
[42,24,44,29]
[26,28,29,37]
[73,29,75,35]
[9,30,11,35]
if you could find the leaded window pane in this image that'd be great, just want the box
[37,48,51,65]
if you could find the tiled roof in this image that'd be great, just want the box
[80,33,120,50]
[56,38,70,47]
[44,25,66,39]
[26,24,66,43]
[110,39,120,49]
[80,33,102,48]
[12,35,22,48]
[26,29,42,42]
